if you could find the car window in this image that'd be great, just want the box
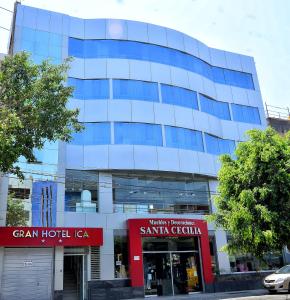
[276,265,290,274]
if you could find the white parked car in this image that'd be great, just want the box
[263,265,290,293]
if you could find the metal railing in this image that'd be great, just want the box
[265,103,290,120]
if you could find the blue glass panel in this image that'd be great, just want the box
[50,33,62,47]
[113,79,159,102]
[115,123,162,146]
[84,123,111,145]
[67,78,83,99]
[205,133,235,155]
[31,181,57,227]
[212,67,225,84]
[161,84,198,110]
[83,79,109,99]
[68,78,109,100]
[68,38,84,57]
[165,126,204,152]
[231,104,261,124]
[22,27,35,42]
[199,94,231,120]
[71,122,111,145]
[21,40,34,53]
[68,39,255,90]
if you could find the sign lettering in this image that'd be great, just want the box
[140,219,202,236]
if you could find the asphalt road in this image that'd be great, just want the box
[126,289,290,300]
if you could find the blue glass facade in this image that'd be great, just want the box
[200,94,231,120]
[161,84,198,109]
[15,26,62,64]
[165,126,203,151]
[231,104,261,124]
[113,79,159,102]
[68,78,110,99]
[68,39,254,90]
[71,123,111,145]
[205,134,236,155]
[114,122,163,146]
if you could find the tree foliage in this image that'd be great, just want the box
[0,52,82,178]
[6,194,29,226]
[209,127,290,258]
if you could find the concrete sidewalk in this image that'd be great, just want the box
[126,289,290,300]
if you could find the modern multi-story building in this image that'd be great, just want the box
[0,3,281,300]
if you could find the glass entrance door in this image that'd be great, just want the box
[171,252,202,295]
[143,253,172,296]
[143,251,202,296]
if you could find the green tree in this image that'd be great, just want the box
[6,194,29,226]
[209,127,290,259]
[0,52,82,178]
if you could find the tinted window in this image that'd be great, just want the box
[199,94,231,120]
[161,84,198,109]
[113,79,159,102]
[115,122,162,146]
[205,134,235,155]
[71,122,111,145]
[231,104,261,124]
[68,78,109,100]
[165,126,204,151]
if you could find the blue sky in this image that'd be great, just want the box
[0,0,289,110]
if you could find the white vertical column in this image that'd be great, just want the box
[56,142,66,227]
[209,179,231,274]
[0,175,8,292]
[54,246,64,291]
[98,172,113,214]
[98,173,115,280]
[53,142,66,296]
[100,228,115,280]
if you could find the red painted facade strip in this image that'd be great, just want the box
[0,227,103,247]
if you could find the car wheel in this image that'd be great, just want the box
[268,290,277,294]
[288,282,290,293]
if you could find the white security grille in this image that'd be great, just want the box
[90,246,100,280]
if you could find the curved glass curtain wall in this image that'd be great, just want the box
[70,122,236,155]
[68,38,255,90]
[67,78,261,125]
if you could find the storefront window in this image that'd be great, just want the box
[65,170,98,212]
[208,233,219,274]
[113,173,210,214]
[227,235,283,272]
[114,229,129,279]
[229,253,283,272]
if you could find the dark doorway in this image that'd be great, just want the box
[63,256,83,300]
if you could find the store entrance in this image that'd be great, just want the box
[63,255,86,300]
[142,237,203,296]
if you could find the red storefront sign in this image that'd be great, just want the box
[127,218,213,287]
[0,227,103,247]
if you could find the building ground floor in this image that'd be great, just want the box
[0,217,288,300]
